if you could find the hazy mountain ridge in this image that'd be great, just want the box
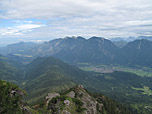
[69,37,121,64]
[0,42,38,55]
[110,36,152,42]
[1,36,152,67]
[122,39,152,66]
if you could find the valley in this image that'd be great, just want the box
[79,64,152,77]
[0,37,152,114]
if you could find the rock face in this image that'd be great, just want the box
[45,85,131,114]
[46,93,60,106]
[67,91,75,98]
[64,100,70,106]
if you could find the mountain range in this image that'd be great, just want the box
[110,36,152,42]
[1,36,152,67]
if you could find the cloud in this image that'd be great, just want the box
[0,0,98,19]
[0,0,151,19]
[0,0,152,43]
[0,21,46,36]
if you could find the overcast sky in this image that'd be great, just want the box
[0,0,152,44]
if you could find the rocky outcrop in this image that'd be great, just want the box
[33,85,132,114]
[0,80,37,114]
[67,91,75,98]
[46,93,60,106]
[44,85,128,114]
[10,89,25,97]
[1,80,131,114]
[70,85,98,114]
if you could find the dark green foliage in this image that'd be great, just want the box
[90,71,152,103]
[93,93,134,114]
[72,98,83,106]
[82,71,152,114]
[0,80,24,114]
[72,98,85,112]
[99,96,131,114]
[76,107,86,113]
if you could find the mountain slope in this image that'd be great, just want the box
[23,56,91,103]
[30,36,85,61]
[71,37,121,64]
[122,39,152,67]
[0,42,38,55]
[0,55,22,83]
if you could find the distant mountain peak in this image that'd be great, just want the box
[64,36,85,40]
[89,36,105,40]
[127,39,152,45]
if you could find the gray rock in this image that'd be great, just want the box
[64,100,70,106]
[67,91,75,98]
[62,110,71,114]
[46,93,60,106]
[78,85,84,89]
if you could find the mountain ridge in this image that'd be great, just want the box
[1,37,152,67]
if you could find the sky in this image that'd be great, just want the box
[0,0,152,45]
